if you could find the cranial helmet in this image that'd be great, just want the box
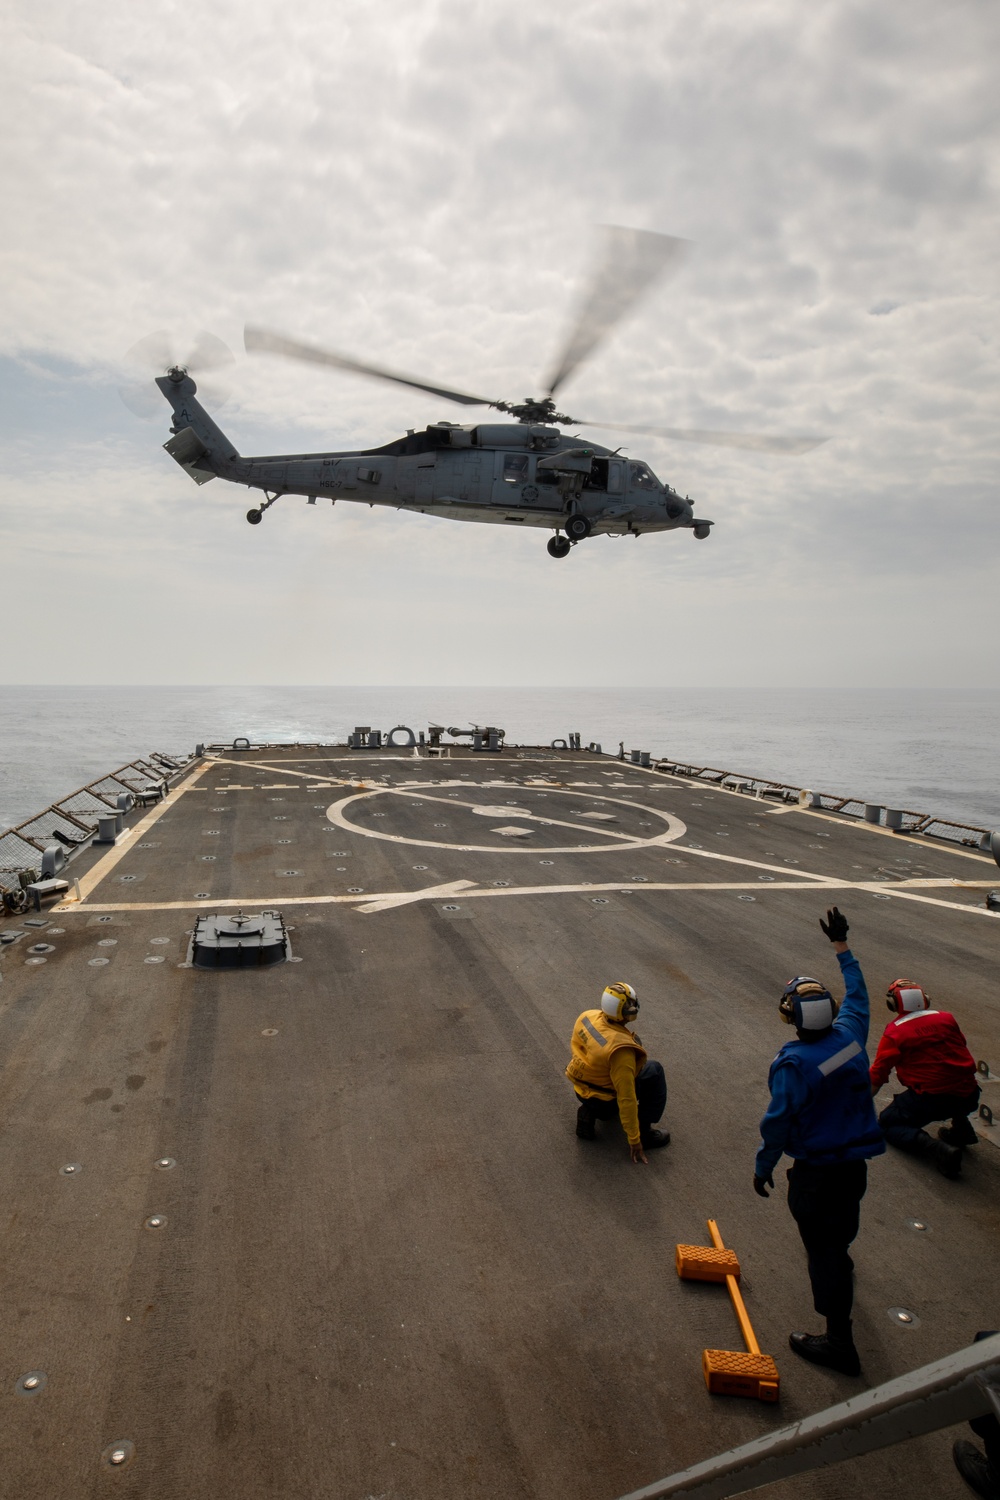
[886,978,930,1017]
[779,976,838,1032]
[601,982,639,1023]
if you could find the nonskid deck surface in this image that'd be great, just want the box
[0,746,997,1500]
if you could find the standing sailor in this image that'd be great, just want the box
[753,908,885,1376]
[566,983,670,1164]
[870,979,980,1178]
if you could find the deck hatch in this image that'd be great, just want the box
[189,909,289,969]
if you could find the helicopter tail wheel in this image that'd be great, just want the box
[547,535,572,559]
[565,515,591,542]
[246,509,263,525]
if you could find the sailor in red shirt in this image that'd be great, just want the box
[870,979,980,1179]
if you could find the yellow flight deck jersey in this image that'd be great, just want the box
[566,1009,648,1147]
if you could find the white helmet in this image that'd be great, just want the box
[601,982,639,1022]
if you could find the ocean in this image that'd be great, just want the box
[1,685,997,835]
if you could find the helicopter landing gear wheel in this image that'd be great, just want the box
[565,514,591,542]
[246,509,263,525]
[547,535,572,559]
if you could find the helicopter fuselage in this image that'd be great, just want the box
[157,374,711,548]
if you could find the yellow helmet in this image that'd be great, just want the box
[601,982,639,1022]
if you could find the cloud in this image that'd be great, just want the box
[1,0,998,684]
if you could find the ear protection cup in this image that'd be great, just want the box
[779,976,837,1030]
[886,979,930,1017]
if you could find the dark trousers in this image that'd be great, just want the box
[787,1159,868,1325]
[578,1059,667,1140]
[879,1086,981,1151]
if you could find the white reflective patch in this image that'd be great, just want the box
[894,1009,940,1027]
[898,988,926,1013]
[798,997,834,1030]
[818,1039,862,1076]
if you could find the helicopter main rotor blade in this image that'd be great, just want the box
[543,226,688,399]
[245,327,493,408]
[574,418,828,455]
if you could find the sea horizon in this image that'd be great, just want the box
[2,685,998,837]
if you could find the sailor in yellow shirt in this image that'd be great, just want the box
[566,983,670,1164]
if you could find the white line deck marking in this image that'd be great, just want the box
[325,786,687,854]
[418,791,638,841]
[354,880,476,914]
[55,876,1000,919]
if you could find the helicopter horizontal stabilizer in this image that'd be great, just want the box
[163,426,217,486]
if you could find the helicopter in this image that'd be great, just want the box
[126,228,824,560]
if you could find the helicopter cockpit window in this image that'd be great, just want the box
[503,455,530,485]
[629,463,657,491]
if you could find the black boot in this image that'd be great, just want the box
[913,1129,963,1177]
[940,1121,978,1148]
[953,1440,1000,1500]
[640,1128,671,1149]
[789,1318,861,1377]
[933,1139,963,1178]
[575,1102,597,1140]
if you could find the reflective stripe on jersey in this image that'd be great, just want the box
[818,1039,862,1076]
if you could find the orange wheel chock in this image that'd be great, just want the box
[676,1219,779,1402]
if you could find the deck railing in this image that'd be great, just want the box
[655,759,995,855]
[0,753,192,893]
[616,1334,1000,1500]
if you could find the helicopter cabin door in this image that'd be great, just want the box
[492,451,538,507]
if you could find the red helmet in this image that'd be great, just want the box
[886,978,930,1016]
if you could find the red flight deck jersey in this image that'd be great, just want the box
[870,1009,977,1095]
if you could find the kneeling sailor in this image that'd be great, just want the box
[871,979,980,1178]
[566,983,670,1165]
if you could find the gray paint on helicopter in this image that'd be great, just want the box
[151,228,820,556]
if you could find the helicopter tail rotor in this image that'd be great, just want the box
[118,330,235,418]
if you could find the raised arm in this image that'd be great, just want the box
[820,907,870,1046]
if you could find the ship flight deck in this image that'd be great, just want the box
[0,742,997,1500]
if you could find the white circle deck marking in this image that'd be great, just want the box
[324,784,686,855]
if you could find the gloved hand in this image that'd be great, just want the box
[820,906,849,943]
[753,1174,774,1198]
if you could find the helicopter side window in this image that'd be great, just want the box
[503,455,530,485]
[629,463,656,491]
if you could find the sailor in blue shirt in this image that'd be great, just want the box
[754,907,884,1377]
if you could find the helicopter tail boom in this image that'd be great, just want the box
[155,373,242,486]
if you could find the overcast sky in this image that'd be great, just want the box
[2,0,998,686]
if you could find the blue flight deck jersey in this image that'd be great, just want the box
[755,950,885,1179]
